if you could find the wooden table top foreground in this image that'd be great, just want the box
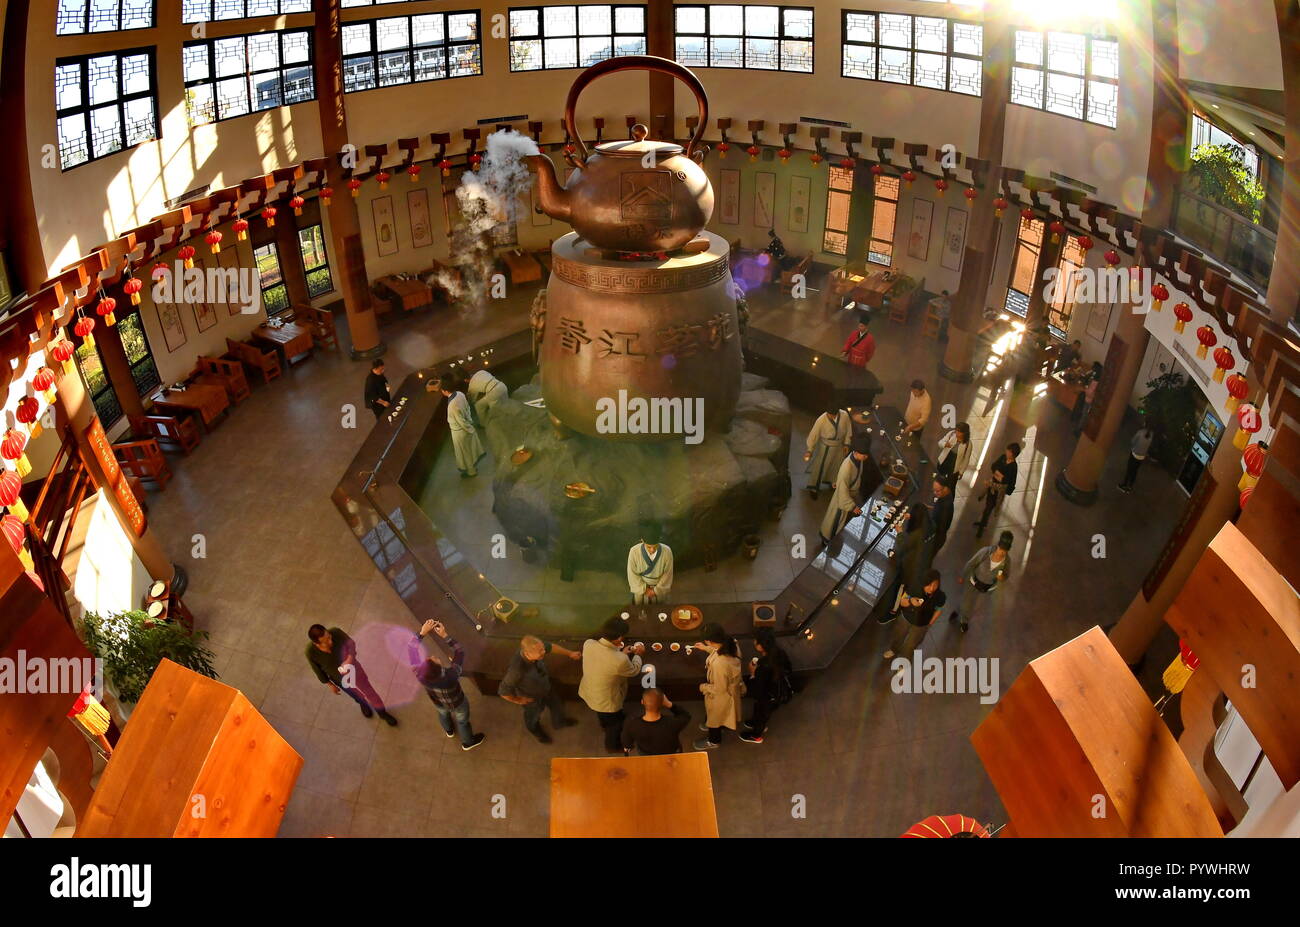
[550,752,720,838]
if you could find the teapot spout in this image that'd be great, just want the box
[526,155,571,225]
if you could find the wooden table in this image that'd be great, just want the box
[501,249,543,285]
[149,382,229,430]
[550,753,719,837]
[376,275,434,312]
[252,320,315,364]
[825,265,893,310]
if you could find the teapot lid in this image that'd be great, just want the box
[595,124,682,158]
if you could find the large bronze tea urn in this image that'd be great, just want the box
[528,57,742,442]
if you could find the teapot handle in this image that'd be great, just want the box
[564,55,709,164]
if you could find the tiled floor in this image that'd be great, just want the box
[144,279,1189,837]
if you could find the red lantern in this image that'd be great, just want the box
[1195,324,1217,359]
[469,153,483,171]
[123,276,143,305]
[96,296,117,327]
[992,197,1009,217]
[777,148,791,164]
[746,145,760,162]
[1224,373,1249,413]
[1076,235,1094,252]
[74,316,96,349]
[838,157,854,171]
[2,429,31,477]
[1234,402,1262,450]
[348,178,363,197]
[870,163,884,176]
[376,170,391,189]
[439,158,452,177]
[32,367,57,402]
[178,244,196,269]
[2,513,33,572]
[206,230,223,254]
[151,261,168,279]
[0,470,26,523]
[963,187,977,203]
[1173,301,1193,334]
[934,178,949,196]
[1212,346,1235,383]
[233,217,250,241]
[1150,283,1169,312]
[15,397,41,440]
[407,163,421,182]
[263,206,277,228]
[1020,208,1034,222]
[1239,486,1253,509]
[1049,220,1065,243]
[809,151,823,167]
[51,339,75,375]
[320,186,333,206]
[1239,441,1268,492]
[902,170,917,187]
[290,195,305,216]
[1103,249,1121,266]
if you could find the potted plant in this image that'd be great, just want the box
[80,609,218,706]
[1137,367,1201,472]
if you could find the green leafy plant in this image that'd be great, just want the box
[1138,367,1201,471]
[80,609,218,704]
[1188,143,1265,222]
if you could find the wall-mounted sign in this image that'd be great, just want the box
[84,419,121,486]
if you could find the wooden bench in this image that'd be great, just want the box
[194,355,251,404]
[114,438,171,489]
[224,337,282,384]
[128,413,201,456]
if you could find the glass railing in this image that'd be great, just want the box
[1170,186,1275,294]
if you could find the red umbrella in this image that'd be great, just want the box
[902,813,991,838]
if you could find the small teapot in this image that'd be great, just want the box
[527,56,713,254]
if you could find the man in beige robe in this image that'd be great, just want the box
[439,378,485,478]
[804,406,853,499]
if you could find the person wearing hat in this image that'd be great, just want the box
[627,524,673,605]
[841,312,876,368]
[950,531,1014,632]
[803,404,854,499]
[819,436,873,546]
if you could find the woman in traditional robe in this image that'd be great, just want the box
[803,405,853,499]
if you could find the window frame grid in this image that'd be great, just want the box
[340,11,484,93]
[822,164,854,257]
[183,28,317,126]
[182,1,313,24]
[507,5,649,72]
[840,9,983,97]
[56,0,157,36]
[298,224,335,299]
[867,173,899,266]
[55,47,159,171]
[674,4,816,73]
[1010,29,1119,129]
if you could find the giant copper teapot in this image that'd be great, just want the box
[527,56,713,254]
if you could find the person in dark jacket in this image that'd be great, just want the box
[740,628,793,744]
[621,688,692,755]
[364,358,390,420]
[973,442,1021,538]
[498,634,580,744]
[408,619,484,751]
[306,624,397,726]
[928,474,956,556]
[890,501,934,601]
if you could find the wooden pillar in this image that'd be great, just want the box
[646,0,675,138]
[313,0,384,361]
[1266,1,1300,327]
[0,0,47,289]
[940,11,1012,383]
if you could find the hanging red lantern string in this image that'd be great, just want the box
[407,163,421,182]
[901,169,917,188]
[262,206,278,228]
[376,170,392,189]
[178,244,196,269]
[934,178,949,196]
[1224,373,1249,413]
[1238,441,1268,492]
[992,196,1009,217]
[233,217,250,241]
[1150,282,1169,312]
[1234,402,1262,450]
[74,315,96,349]
[290,195,305,216]
[205,229,223,254]
[123,275,143,305]
[96,294,117,327]
[1212,345,1235,383]
[0,470,27,523]
[746,145,760,162]
[32,366,57,403]
[1049,220,1065,243]
[15,397,41,440]
[1173,301,1193,334]
[717,141,730,159]
[2,429,31,477]
[51,339,75,375]
[348,178,363,197]
[320,186,333,206]
[1195,324,1217,359]
[2,513,34,572]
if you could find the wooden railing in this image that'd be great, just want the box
[1171,187,1276,294]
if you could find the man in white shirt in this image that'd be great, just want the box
[904,379,933,465]
[1118,424,1156,493]
[627,525,674,605]
[578,617,645,753]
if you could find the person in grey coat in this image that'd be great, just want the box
[949,530,1013,632]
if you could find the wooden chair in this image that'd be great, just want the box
[779,253,813,291]
[224,337,281,384]
[292,305,339,351]
[922,299,944,340]
[113,437,172,489]
[194,355,251,403]
[128,413,201,456]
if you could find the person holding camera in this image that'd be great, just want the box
[578,617,645,754]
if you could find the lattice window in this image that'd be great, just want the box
[342,12,482,92]
[509,5,647,71]
[841,9,981,96]
[868,174,899,266]
[1005,216,1043,317]
[1012,29,1119,128]
[182,0,312,23]
[55,49,157,170]
[57,0,154,35]
[823,165,854,256]
[184,29,314,125]
[675,5,813,72]
[1050,234,1085,337]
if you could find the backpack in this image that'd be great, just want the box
[773,672,795,707]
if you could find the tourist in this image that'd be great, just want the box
[764,228,787,263]
[884,569,946,659]
[578,617,645,754]
[928,474,957,556]
[627,524,674,605]
[889,501,935,609]
[306,624,398,726]
[1054,339,1083,374]
[438,373,485,478]
[620,688,692,756]
[819,437,872,546]
[935,422,972,482]
[904,380,932,464]
[934,290,952,341]
[950,531,1014,632]
[739,628,793,744]
[408,619,483,750]
[466,367,508,422]
[364,357,390,421]
[841,312,876,367]
[498,635,581,744]
[1119,423,1157,493]
[693,624,746,751]
[804,404,853,499]
[1072,363,1104,435]
[973,442,1021,538]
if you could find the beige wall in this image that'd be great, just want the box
[1176,0,1284,90]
